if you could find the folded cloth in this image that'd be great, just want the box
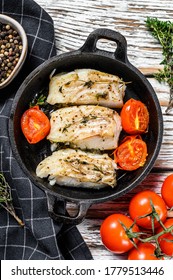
[0,0,93,260]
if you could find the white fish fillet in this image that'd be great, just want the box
[47,69,126,108]
[47,105,122,150]
[36,149,117,188]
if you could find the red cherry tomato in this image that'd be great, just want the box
[114,135,147,171]
[128,242,158,260]
[120,98,149,134]
[161,174,173,208]
[157,218,173,256]
[21,105,50,144]
[129,190,167,229]
[100,214,139,254]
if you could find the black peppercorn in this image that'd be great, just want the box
[0,21,23,84]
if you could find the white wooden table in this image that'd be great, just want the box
[35,0,173,260]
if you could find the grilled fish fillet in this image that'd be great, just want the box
[36,149,117,188]
[47,69,126,108]
[47,105,122,150]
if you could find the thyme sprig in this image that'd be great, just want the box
[30,93,47,108]
[145,17,173,113]
[0,173,24,226]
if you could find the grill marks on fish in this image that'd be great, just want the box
[47,69,126,108]
[36,149,117,188]
[47,105,122,150]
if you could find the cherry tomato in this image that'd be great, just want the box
[128,242,158,260]
[100,214,139,254]
[121,98,149,134]
[21,105,50,144]
[129,190,167,229]
[161,174,173,208]
[114,135,147,171]
[157,218,173,256]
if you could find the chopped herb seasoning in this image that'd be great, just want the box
[84,80,94,88]
[62,123,72,132]
[81,115,97,124]
[95,92,108,100]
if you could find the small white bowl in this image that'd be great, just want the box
[0,14,28,89]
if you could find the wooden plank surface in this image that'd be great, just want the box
[35,0,173,259]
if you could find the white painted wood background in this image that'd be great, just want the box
[35,0,173,259]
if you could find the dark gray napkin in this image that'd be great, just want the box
[0,0,93,260]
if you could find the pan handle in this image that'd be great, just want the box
[46,192,91,225]
[80,28,128,63]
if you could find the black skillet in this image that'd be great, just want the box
[9,29,163,224]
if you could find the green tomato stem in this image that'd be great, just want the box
[138,225,173,243]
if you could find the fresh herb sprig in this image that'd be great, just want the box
[0,173,24,226]
[29,93,47,108]
[145,17,173,113]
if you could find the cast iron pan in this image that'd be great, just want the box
[9,29,163,224]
